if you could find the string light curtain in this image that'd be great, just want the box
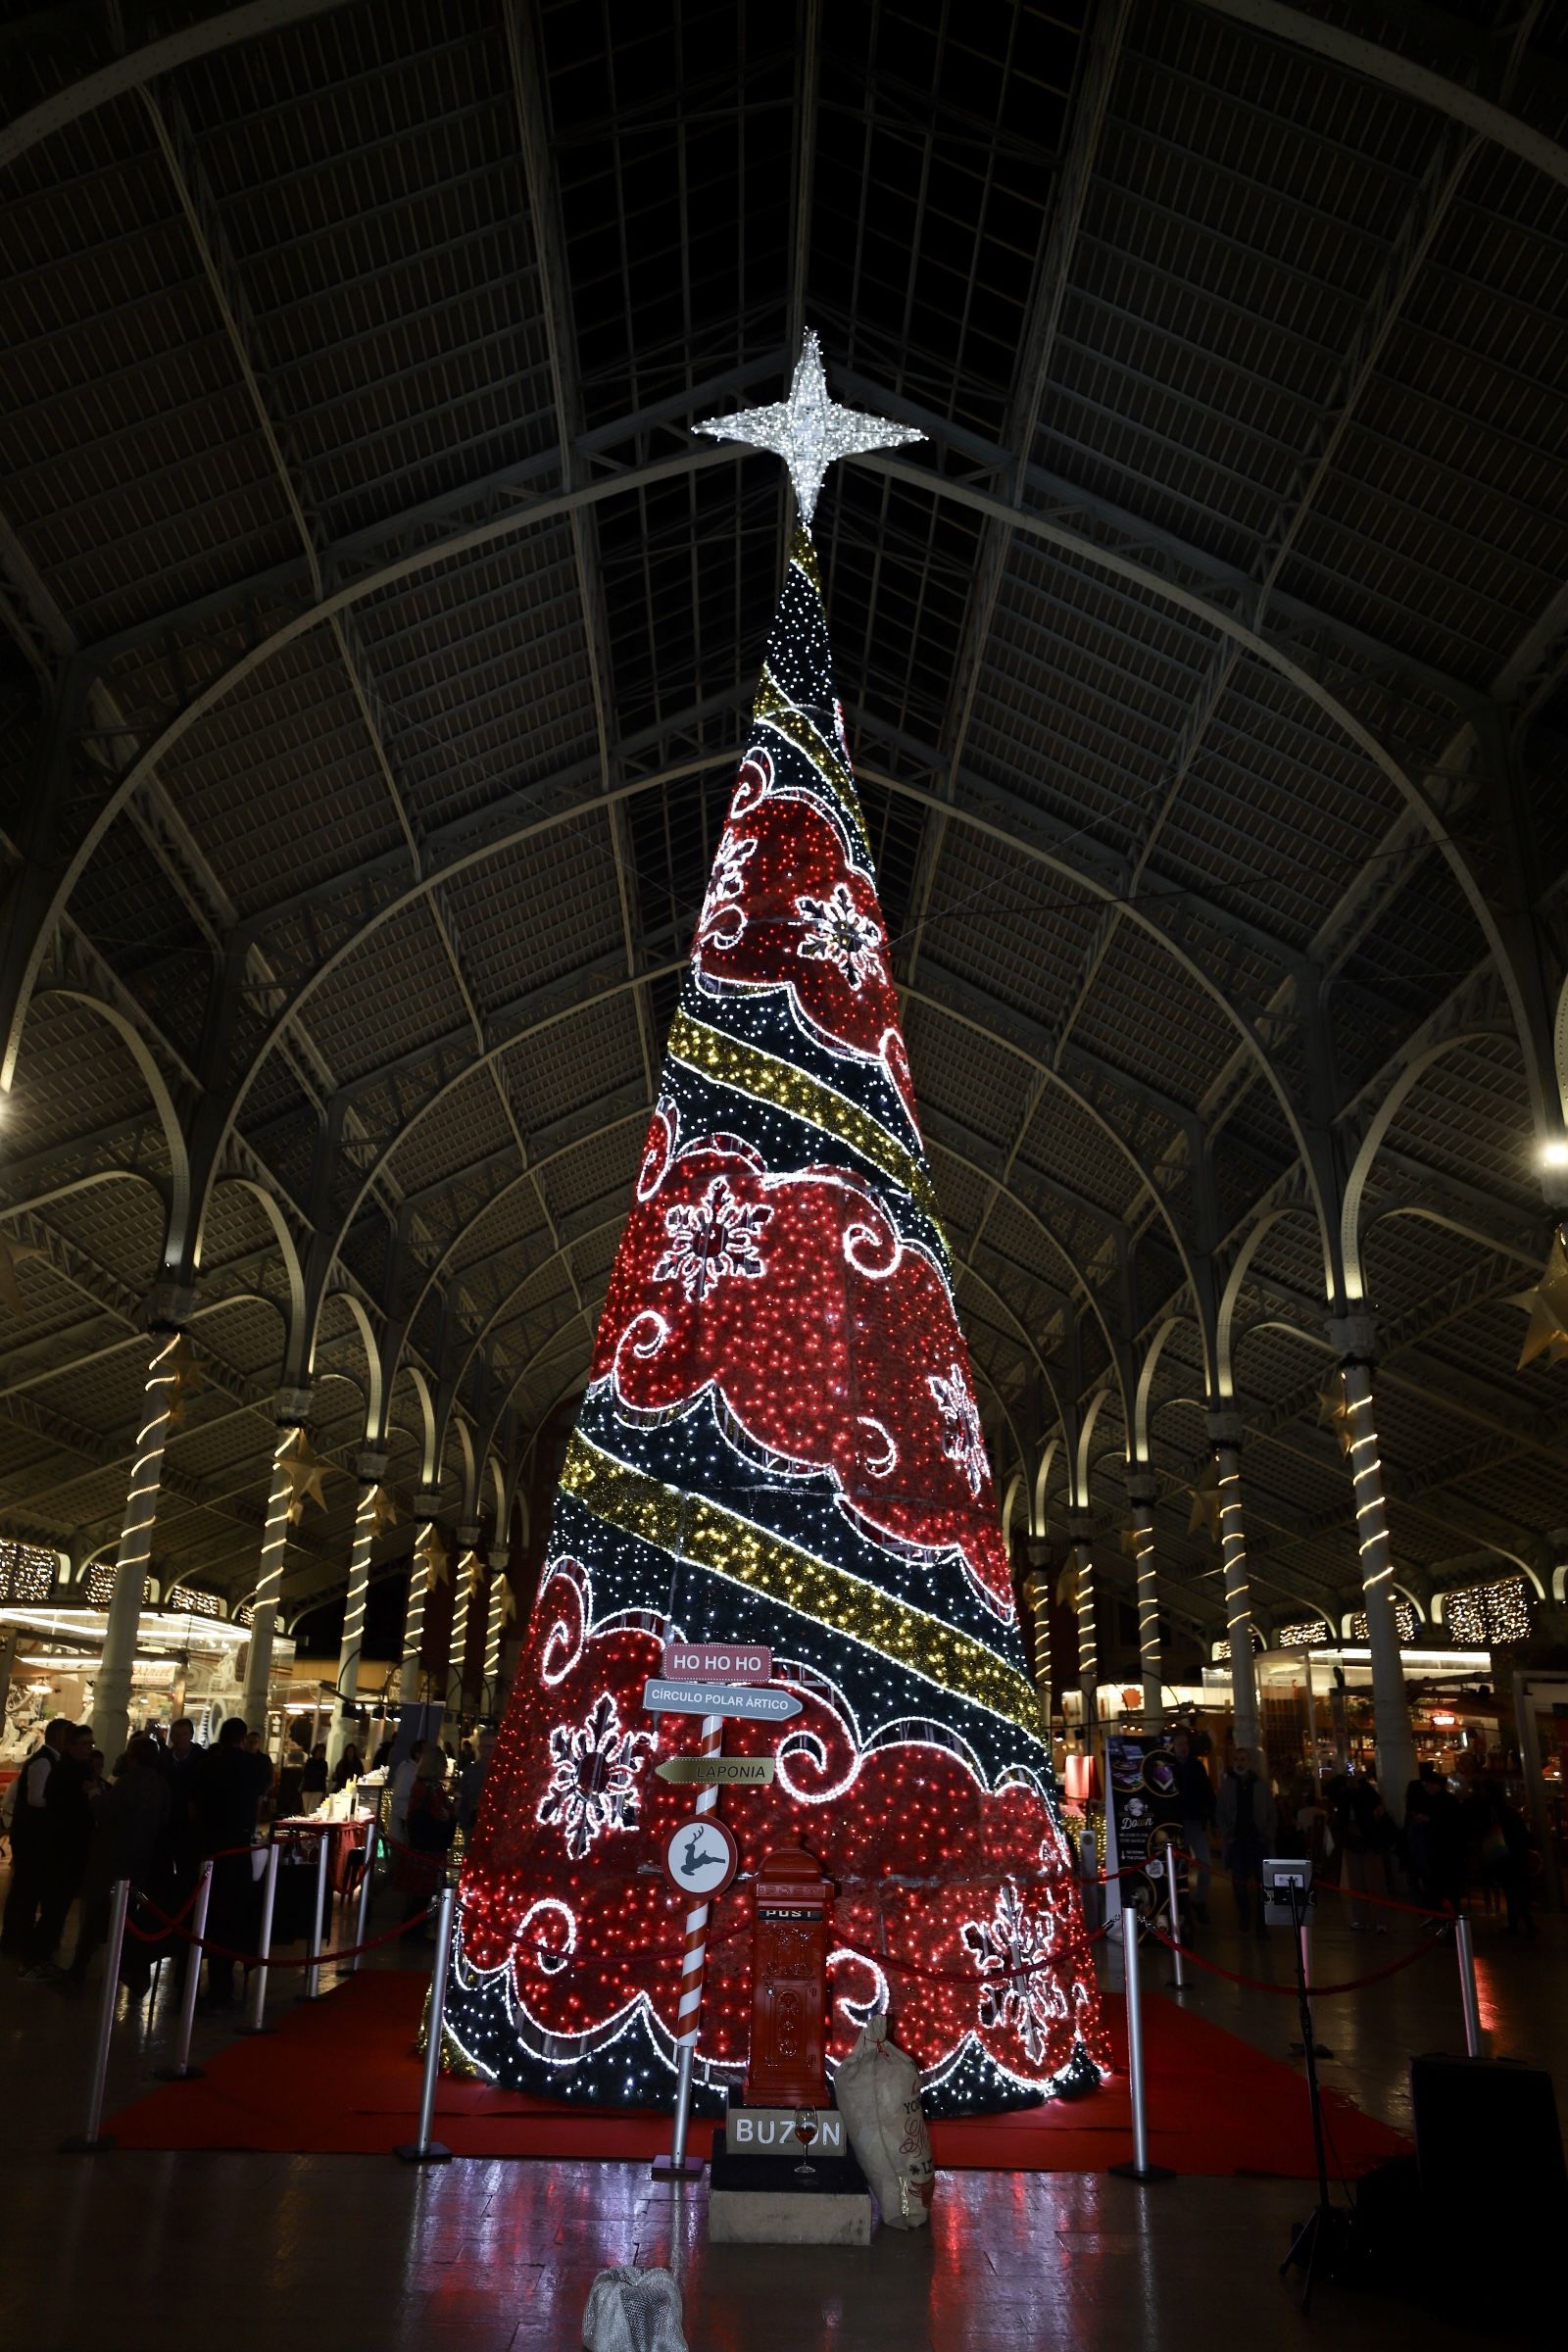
[445,527,1102,2116]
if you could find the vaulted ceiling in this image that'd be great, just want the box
[2,0,1566,1644]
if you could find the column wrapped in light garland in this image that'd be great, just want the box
[1125,1467,1160,1721]
[1067,1511,1098,1740]
[1206,1418,1260,1755]
[482,1544,514,1721]
[328,1453,391,1766]
[92,1317,197,1758]
[1326,1331,1415,1800]
[240,1395,318,1729]
[1019,1540,1052,1730]
[401,1494,446,1707]
[444,349,1102,2117]
[456,1525,486,1717]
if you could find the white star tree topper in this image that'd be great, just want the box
[693,331,924,524]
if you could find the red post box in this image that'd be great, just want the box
[745,1844,832,2110]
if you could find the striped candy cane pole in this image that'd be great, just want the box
[662,1711,723,2175]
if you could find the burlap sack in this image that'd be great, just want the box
[581,2266,688,2352]
[833,2013,934,2230]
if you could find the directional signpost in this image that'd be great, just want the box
[663,1642,771,1682]
[657,1755,776,1787]
[649,1639,793,2182]
[643,1678,802,1722]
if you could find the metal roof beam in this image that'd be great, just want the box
[503,0,657,1110]
[901,0,1132,992]
[1189,1,1567,191]
[1044,100,1482,1070]
[0,0,363,173]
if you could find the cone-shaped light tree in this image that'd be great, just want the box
[446,343,1103,2114]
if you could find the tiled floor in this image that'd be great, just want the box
[1,1868,1556,2349]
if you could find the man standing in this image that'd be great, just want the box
[31,1724,97,1975]
[1169,1726,1216,1926]
[159,1715,206,1986]
[1217,1746,1277,1936]
[198,1717,273,2007]
[389,1739,425,1855]
[2,1718,73,1960]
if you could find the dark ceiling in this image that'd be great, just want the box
[2,0,1567,1654]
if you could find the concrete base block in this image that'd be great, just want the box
[706,2127,875,2244]
[709,2185,874,2244]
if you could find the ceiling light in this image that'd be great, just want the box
[1539,1138,1568,1170]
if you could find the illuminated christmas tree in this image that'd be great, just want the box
[446,342,1103,2113]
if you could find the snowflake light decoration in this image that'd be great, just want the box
[693,331,924,524]
[928,1358,987,1496]
[960,1878,1066,2066]
[536,1690,655,1861]
[654,1174,773,1302]
[795,880,886,991]
[697,827,758,950]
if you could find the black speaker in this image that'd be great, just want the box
[1410,2053,1566,2276]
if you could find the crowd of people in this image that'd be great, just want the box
[1,1713,496,1998]
[1,1714,274,2000]
[1164,1720,1542,1938]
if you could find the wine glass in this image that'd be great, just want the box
[792,2105,819,2179]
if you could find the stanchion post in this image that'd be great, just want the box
[1109,1905,1173,2184]
[61,1876,130,2152]
[396,1878,456,2164]
[303,1829,330,2000]
[1166,1851,1186,1991]
[155,1860,213,2082]
[237,1841,280,2035]
[1454,1913,1483,2058]
[352,1819,378,1972]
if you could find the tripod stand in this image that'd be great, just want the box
[1277,1877,1348,2309]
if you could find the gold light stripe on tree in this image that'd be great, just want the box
[666,1006,943,1237]
[561,1432,1039,1737]
[752,667,871,855]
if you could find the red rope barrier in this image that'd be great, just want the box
[123,1903,434,1968]
[1144,1921,1447,1998]
[1312,1875,1453,1922]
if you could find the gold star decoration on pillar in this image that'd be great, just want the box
[420,1528,451,1591]
[496,1580,517,1626]
[278,1428,331,1524]
[0,1231,44,1316]
[461,1549,486,1599]
[1188,1464,1222,1542]
[1513,1230,1568,1369]
[159,1331,206,1428]
[1316,1369,1355,1455]
[163,1331,205,1397]
[1116,1521,1143,1558]
[366,1484,399,1538]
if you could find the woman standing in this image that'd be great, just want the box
[399,1747,455,1939]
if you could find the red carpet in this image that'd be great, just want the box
[106,1969,1407,2178]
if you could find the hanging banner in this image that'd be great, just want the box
[1103,1732,1185,1923]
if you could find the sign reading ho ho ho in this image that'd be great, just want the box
[662,1642,771,1684]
